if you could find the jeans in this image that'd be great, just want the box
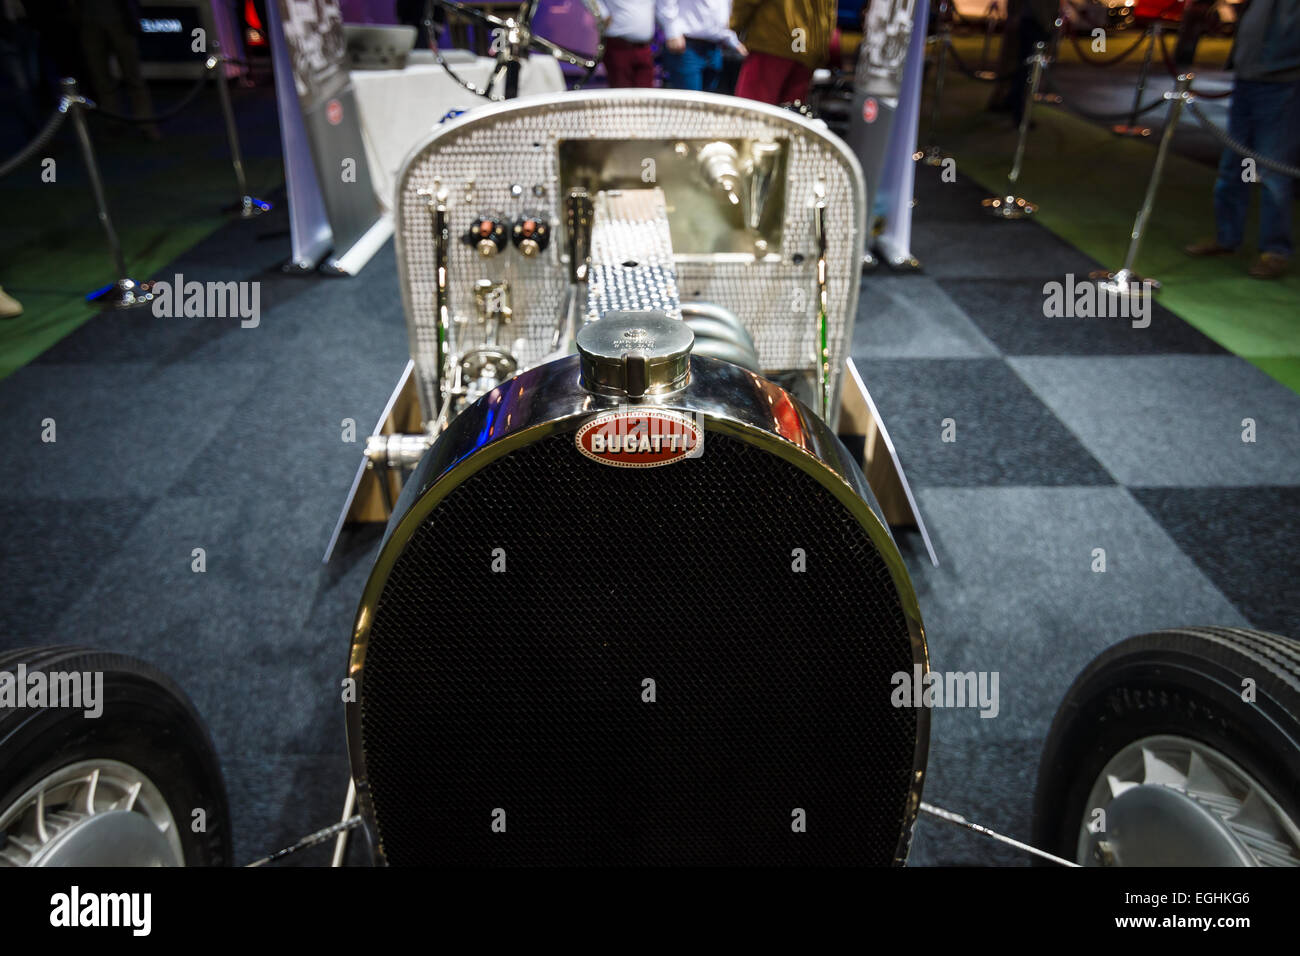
[1213,78,1300,257]
[662,38,724,93]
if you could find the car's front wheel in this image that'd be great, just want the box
[0,646,230,866]
[1032,626,1300,866]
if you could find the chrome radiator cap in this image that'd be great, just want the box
[575,311,694,398]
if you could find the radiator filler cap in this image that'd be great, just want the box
[576,311,693,398]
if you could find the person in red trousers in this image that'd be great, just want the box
[589,0,657,87]
[731,0,835,104]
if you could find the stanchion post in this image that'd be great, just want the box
[917,0,952,166]
[1034,17,1065,104]
[1090,73,1193,293]
[981,42,1045,219]
[62,78,154,310]
[1113,24,1159,137]
[210,47,271,218]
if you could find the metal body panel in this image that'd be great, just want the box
[394,89,868,425]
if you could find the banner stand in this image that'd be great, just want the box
[872,0,927,270]
[267,0,388,275]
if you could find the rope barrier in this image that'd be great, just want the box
[0,96,71,179]
[943,37,1020,82]
[1186,98,1300,178]
[92,62,213,124]
[1066,24,1152,67]
[1042,73,1170,122]
[1155,26,1231,97]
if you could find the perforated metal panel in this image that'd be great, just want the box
[394,90,866,421]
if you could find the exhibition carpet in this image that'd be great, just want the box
[939,34,1300,394]
[0,80,283,381]
[870,166,1300,864]
[1,97,1297,867]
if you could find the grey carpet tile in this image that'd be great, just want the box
[907,728,1041,866]
[1011,355,1300,487]
[855,275,1001,359]
[938,277,1229,356]
[0,497,154,641]
[909,486,1248,733]
[856,358,1115,486]
[909,220,1101,279]
[1131,486,1300,637]
[0,360,266,500]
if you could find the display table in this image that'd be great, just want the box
[350,54,567,207]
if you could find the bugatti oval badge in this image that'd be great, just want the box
[575,409,703,468]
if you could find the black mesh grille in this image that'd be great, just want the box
[360,429,918,865]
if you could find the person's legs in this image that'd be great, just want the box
[700,43,723,94]
[105,15,156,129]
[604,37,635,88]
[1251,79,1300,258]
[778,62,813,104]
[630,43,655,87]
[663,42,704,90]
[78,23,114,108]
[1211,80,1256,251]
[735,51,794,103]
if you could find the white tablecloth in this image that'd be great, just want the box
[351,55,567,208]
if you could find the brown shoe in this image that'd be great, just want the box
[1185,239,1237,257]
[1249,252,1290,279]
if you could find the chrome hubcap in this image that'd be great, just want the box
[0,760,183,867]
[1079,735,1300,866]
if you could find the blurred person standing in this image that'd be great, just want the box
[731,0,835,104]
[1009,0,1057,127]
[658,0,746,92]
[588,0,657,87]
[1,0,41,137]
[75,0,161,140]
[1186,0,1300,279]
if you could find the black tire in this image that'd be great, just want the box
[1032,626,1300,865]
[0,645,231,866]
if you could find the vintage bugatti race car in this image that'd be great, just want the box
[1,84,1298,869]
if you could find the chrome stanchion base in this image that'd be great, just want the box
[1088,267,1161,294]
[240,195,272,218]
[974,70,998,81]
[90,277,155,311]
[1111,124,1152,138]
[886,254,923,272]
[862,250,879,272]
[1033,92,1063,104]
[224,195,273,218]
[982,195,1037,219]
[913,145,947,167]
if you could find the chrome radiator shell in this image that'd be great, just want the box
[346,354,929,865]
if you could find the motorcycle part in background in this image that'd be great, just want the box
[345,339,928,865]
[427,0,604,100]
[511,214,551,257]
[1033,627,1300,866]
[464,214,508,257]
[0,646,231,866]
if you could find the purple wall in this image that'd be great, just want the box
[336,0,599,49]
